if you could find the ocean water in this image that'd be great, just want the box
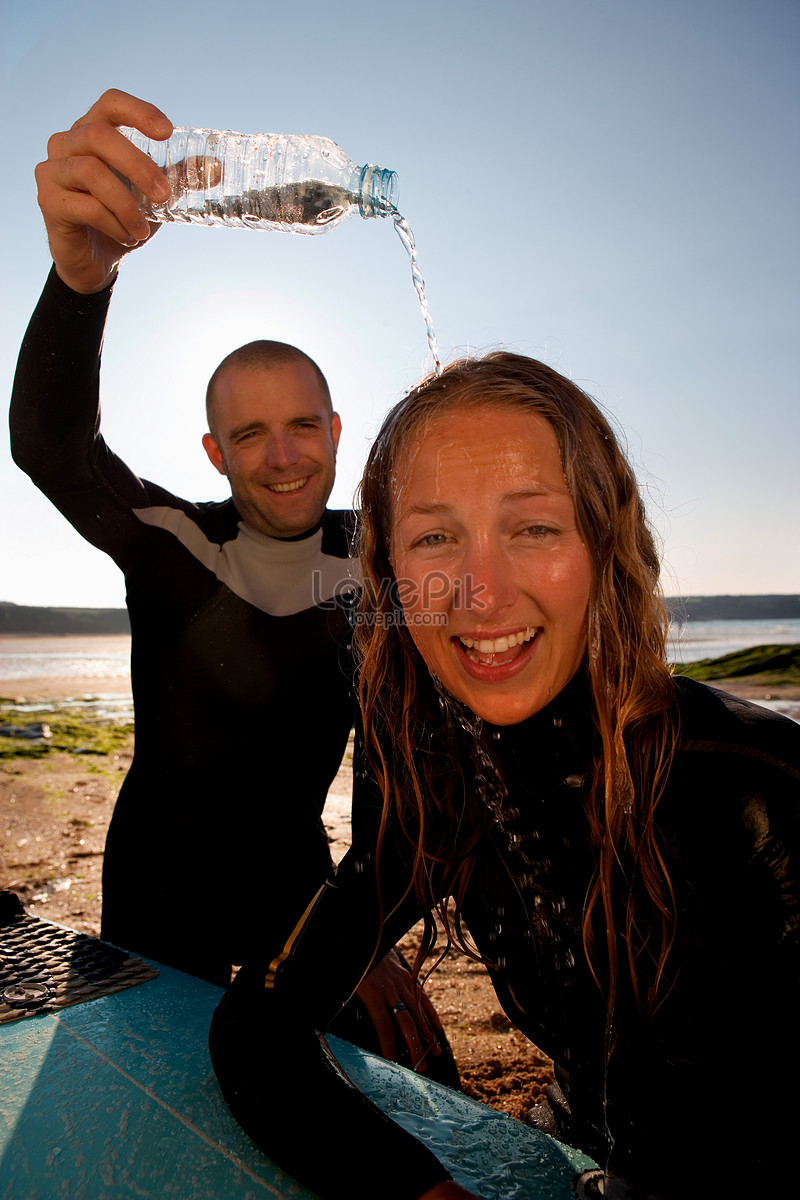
[0,635,132,683]
[1,621,798,721]
[667,617,800,664]
[0,634,133,718]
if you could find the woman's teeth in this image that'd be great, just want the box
[459,628,535,655]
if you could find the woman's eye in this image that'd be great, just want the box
[412,532,450,548]
[522,524,557,540]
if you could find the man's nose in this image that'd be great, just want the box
[265,432,299,470]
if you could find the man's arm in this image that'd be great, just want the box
[34,88,174,294]
[10,91,191,557]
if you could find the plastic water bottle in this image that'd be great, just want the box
[119,127,398,235]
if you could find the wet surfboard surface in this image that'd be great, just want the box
[0,961,595,1199]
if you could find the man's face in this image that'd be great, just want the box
[202,361,341,539]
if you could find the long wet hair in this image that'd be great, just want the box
[354,351,679,1021]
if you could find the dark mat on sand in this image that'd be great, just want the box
[0,890,158,1025]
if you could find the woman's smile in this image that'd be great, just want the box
[390,405,592,725]
[454,625,538,678]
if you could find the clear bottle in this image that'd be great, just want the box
[119,127,398,234]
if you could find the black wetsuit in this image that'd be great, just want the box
[10,270,357,984]
[210,676,800,1199]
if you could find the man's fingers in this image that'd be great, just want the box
[32,89,171,293]
[72,88,172,141]
[170,155,223,192]
[36,156,152,244]
[45,123,172,211]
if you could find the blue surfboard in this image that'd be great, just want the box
[0,935,595,1199]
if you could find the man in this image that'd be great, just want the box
[11,89,454,1080]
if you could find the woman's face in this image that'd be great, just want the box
[390,404,592,726]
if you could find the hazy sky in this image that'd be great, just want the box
[2,0,798,607]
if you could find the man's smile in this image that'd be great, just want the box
[266,476,310,494]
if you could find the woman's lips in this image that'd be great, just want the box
[453,626,539,679]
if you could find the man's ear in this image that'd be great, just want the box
[331,412,342,453]
[202,432,227,476]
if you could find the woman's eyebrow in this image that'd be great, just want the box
[396,501,453,522]
[501,488,555,500]
[397,486,571,521]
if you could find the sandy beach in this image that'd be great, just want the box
[0,662,553,1119]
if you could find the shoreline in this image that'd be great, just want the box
[0,678,133,702]
[0,634,132,704]
[2,673,798,711]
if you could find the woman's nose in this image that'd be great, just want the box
[460,543,517,619]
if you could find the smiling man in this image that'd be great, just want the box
[11,295,358,985]
[8,89,458,1086]
[203,348,341,540]
[7,86,363,987]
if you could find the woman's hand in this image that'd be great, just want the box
[418,1183,481,1199]
[34,88,173,294]
[355,948,444,1071]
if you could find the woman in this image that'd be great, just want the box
[210,353,800,1200]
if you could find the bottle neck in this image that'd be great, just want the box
[357,165,399,218]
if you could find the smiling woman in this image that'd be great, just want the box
[210,351,800,1200]
[389,406,592,726]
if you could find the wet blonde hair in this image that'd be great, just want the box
[355,351,678,1019]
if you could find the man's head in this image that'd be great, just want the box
[202,341,341,539]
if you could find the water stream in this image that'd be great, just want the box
[388,207,442,376]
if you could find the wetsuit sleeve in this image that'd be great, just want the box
[9,268,171,572]
[209,814,454,1199]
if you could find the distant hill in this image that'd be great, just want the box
[663,595,800,621]
[673,644,800,687]
[0,595,797,634]
[0,602,130,635]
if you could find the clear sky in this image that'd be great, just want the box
[1,0,798,607]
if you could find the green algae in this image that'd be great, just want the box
[672,643,800,686]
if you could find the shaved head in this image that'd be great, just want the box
[206,341,332,437]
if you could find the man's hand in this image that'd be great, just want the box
[35,88,174,295]
[355,949,444,1073]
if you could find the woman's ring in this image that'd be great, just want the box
[391,1002,408,1015]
